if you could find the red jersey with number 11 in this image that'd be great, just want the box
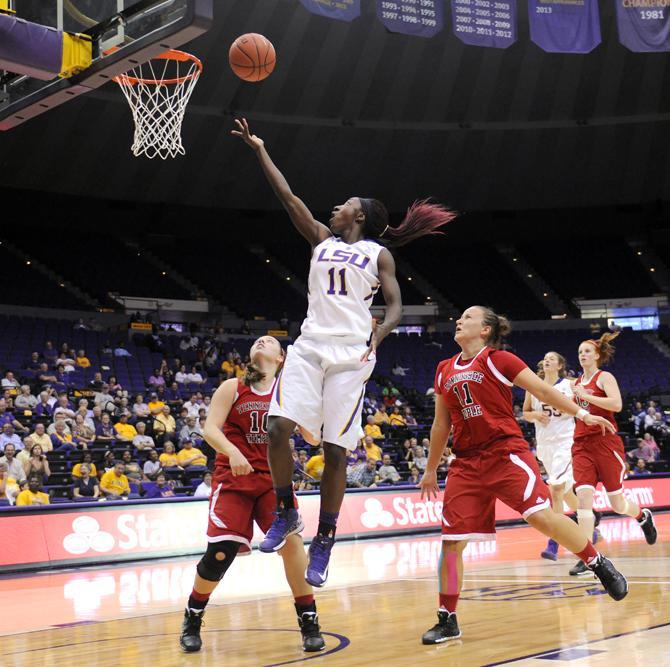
[214,379,275,473]
[434,347,528,453]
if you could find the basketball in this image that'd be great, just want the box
[229,33,276,82]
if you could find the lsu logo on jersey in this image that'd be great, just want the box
[315,247,370,269]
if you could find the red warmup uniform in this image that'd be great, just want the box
[434,346,551,541]
[572,370,627,495]
[207,378,297,553]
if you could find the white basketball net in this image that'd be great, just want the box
[115,53,201,159]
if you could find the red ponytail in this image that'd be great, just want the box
[384,199,457,248]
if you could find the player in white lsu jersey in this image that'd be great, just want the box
[523,351,581,561]
[232,117,455,586]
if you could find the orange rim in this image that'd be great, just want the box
[112,49,203,86]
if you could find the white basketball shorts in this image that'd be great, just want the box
[268,335,375,450]
[536,439,574,488]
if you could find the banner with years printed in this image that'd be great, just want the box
[616,0,670,52]
[528,0,602,53]
[376,0,444,38]
[451,0,518,49]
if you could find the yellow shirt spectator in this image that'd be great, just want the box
[72,462,98,478]
[148,400,166,415]
[0,477,18,501]
[389,413,406,427]
[16,489,50,506]
[221,360,234,375]
[177,446,207,467]
[154,413,176,434]
[364,423,383,439]
[373,409,389,426]
[76,356,91,368]
[30,431,53,452]
[160,452,179,467]
[364,442,383,462]
[235,365,246,379]
[305,453,326,480]
[100,469,130,496]
[114,422,138,440]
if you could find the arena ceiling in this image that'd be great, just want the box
[2,0,670,214]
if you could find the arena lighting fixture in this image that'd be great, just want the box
[26,260,31,265]
[286,277,291,281]
[651,268,656,272]
[543,292,548,297]
[512,258,517,262]
[408,277,412,281]
[638,251,643,255]
[527,274,533,278]
[161,271,166,275]
[266,259,270,263]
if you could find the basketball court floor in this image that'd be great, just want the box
[2,512,669,666]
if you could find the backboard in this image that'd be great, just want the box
[0,0,212,130]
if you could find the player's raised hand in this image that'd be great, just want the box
[231,118,264,151]
[583,413,616,435]
[228,449,253,476]
[419,469,439,500]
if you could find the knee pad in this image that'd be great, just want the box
[196,541,240,582]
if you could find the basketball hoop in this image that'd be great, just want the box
[114,50,202,159]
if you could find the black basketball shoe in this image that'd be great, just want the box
[179,608,204,652]
[589,555,628,601]
[421,610,461,644]
[569,559,590,576]
[593,509,602,527]
[297,610,326,652]
[638,508,657,545]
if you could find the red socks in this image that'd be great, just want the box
[575,541,599,566]
[188,588,211,612]
[295,594,314,607]
[439,593,459,613]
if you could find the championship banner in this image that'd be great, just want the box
[299,0,360,22]
[2,476,669,571]
[615,0,670,52]
[451,0,517,49]
[376,0,444,38]
[528,0,602,53]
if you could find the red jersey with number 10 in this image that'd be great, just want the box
[573,370,618,439]
[434,347,528,453]
[214,379,275,473]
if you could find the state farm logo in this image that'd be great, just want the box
[361,498,394,528]
[359,495,443,529]
[62,516,115,555]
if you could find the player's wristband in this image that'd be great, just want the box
[575,408,588,421]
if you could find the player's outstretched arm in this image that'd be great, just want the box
[420,397,451,500]
[231,118,331,247]
[513,368,615,435]
[203,378,253,476]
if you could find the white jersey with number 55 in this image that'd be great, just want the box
[300,237,384,344]
[530,378,575,446]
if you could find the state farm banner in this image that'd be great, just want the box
[615,0,670,52]
[451,0,517,49]
[528,0,602,53]
[2,477,669,571]
[299,0,361,22]
[376,0,444,38]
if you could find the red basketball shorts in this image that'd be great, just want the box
[207,468,298,554]
[572,433,627,495]
[441,439,551,541]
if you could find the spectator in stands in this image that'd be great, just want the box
[47,413,71,436]
[14,386,37,412]
[412,445,428,472]
[0,398,27,433]
[220,353,235,380]
[103,450,116,472]
[364,415,384,441]
[2,371,20,390]
[72,452,97,480]
[351,458,378,488]
[108,375,125,396]
[154,405,176,444]
[114,342,132,358]
[95,413,116,443]
[30,423,52,452]
[34,392,54,418]
[348,440,367,467]
[120,450,142,482]
[377,454,401,486]
[404,406,418,428]
[176,439,207,469]
[372,402,390,430]
[15,475,50,506]
[145,472,176,499]
[186,365,205,385]
[0,461,19,503]
[23,444,50,481]
[175,364,189,384]
[114,414,137,443]
[644,407,657,432]
[91,405,103,430]
[143,449,162,481]
[202,395,211,415]
[633,459,651,476]
[389,406,406,429]
[73,463,99,500]
[0,443,27,484]
[53,394,76,422]
[100,462,130,500]
[75,350,91,368]
[60,342,74,358]
[148,392,165,416]
[627,435,659,463]
[95,384,116,413]
[159,441,181,470]
[392,362,409,377]
[180,416,201,444]
[132,422,155,451]
[133,394,150,420]
[0,424,23,451]
[52,420,79,450]
[363,435,383,462]
[56,353,75,373]
[183,394,201,418]
[43,341,57,365]
[166,382,181,404]
[305,447,326,481]
[295,449,308,477]
[70,414,94,447]
[407,466,421,486]
[148,368,166,389]
[78,398,93,418]
[630,401,646,434]
[26,352,42,371]
[437,447,454,478]
[382,383,401,407]
[16,437,32,464]
[235,362,247,380]
[89,372,104,391]
[193,471,212,498]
